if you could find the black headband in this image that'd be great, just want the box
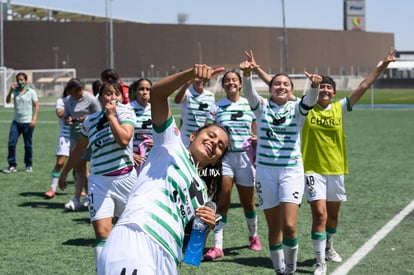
[321,76,336,91]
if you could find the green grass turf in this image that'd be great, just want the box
[0,102,413,274]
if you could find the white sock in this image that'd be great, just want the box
[246,216,258,238]
[50,178,58,191]
[327,233,335,250]
[283,244,298,273]
[312,239,326,264]
[94,239,106,273]
[212,220,226,249]
[270,245,285,273]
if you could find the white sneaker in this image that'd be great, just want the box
[314,262,327,275]
[326,248,342,263]
[2,166,17,173]
[81,197,89,207]
[64,198,81,211]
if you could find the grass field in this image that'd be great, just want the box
[0,97,413,274]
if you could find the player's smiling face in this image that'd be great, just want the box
[192,78,206,93]
[222,72,241,96]
[318,83,336,107]
[269,74,293,105]
[189,125,229,169]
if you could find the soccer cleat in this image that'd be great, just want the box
[25,166,33,173]
[81,196,89,207]
[45,189,55,198]
[249,235,262,251]
[64,198,81,211]
[326,248,342,263]
[203,247,224,261]
[2,166,17,173]
[314,262,327,275]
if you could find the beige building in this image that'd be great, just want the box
[5,20,393,79]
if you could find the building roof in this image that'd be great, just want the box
[7,2,140,23]
[385,60,414,70]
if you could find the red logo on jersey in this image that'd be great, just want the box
[174,126,180,136]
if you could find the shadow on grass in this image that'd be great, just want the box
[202,245,315,273]
[19,191,67,198]
[298,258,316,268]
[19,191,51,197]
[202,246,274,269]
[219,255,274,268]
[293,258,316,274]
[18,201,89,212]
[19,201,67,209]
[72,217,91,224]
[62,238,94,247]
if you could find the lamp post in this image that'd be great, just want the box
[106,0,114,68]
[277,36,284,72]
[52,46,59,69]
[281,0,288,73]
[0,0,3,67]
[197,41,203,64]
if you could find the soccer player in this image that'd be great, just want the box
[240,50,321,275]
[203,70,262,261]
[62,78,101,211]
[174,77,215,146]
[58,80,137,273]
[301,47,396,275]
[127,78,153,175]
[98,64,230,275]
[45,87,70,198]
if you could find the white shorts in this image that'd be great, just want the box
[55,136,70,157]
[222,151,255,187]
[305,173,347,202]
[255,165,304,210]
[87,170,137,221]
[98,224,177,275]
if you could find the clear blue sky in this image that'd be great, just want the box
[13,0,413,51]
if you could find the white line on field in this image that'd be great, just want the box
[331,199,414,275]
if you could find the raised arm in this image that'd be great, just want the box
[348,47,396,107]
[302,71,322,108]
[244,50,272,84]
[174,79,192,104]
[150,64,224,128]
[240,59,260,109]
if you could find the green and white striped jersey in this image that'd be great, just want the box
[81,103,136,175]
[179,87,215,146]
[117,116,209,264]
[207,97,255,152]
